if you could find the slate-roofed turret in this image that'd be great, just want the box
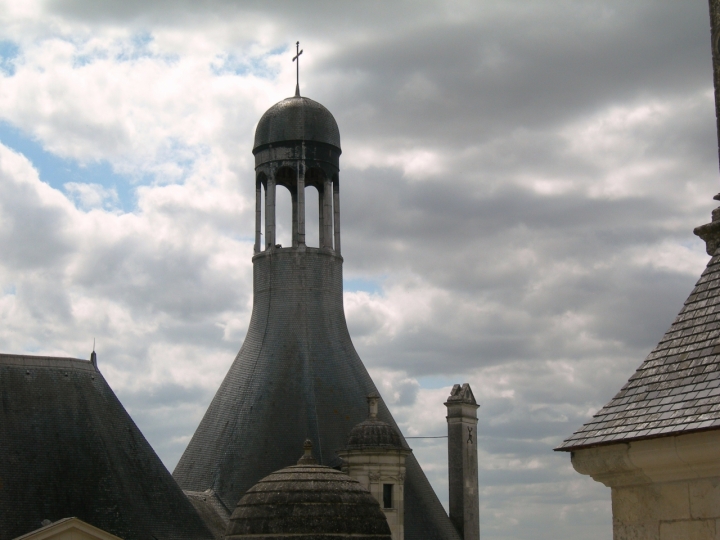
[173,88,462,540]
[0,353,213,540]
[557,194,720,451]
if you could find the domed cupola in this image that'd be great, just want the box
[253,96,341,152]
[346,394,404,450]
[250,60,342,253]
[224,441,392,540]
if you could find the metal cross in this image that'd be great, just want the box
[292,41,303,97]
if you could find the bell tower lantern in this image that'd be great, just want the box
[252,94,342,253]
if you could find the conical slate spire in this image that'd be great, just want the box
[173,94,461,540]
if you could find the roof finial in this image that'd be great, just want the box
[90,339,98,370]
[367,392,380,419]
[292,41,303,97]
[297,438,317,464]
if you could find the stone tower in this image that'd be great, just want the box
[173,92,461,540]
[338,393,412,540]
[445,384,480,540]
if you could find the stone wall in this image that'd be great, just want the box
[571,430,720,540]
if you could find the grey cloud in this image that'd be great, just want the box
[0,170,72,270]
[2,1,719,539]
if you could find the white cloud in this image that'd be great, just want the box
[64,181,118,209]
[0,2,717,539]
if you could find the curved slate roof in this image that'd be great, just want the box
[0,353,213,540]
[174,251,461,540]
[557,251,720,451]
[346,417,404,449]
[226,445,391,539]
[253,96,341,151]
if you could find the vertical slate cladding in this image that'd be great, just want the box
[0,354,213,540]
[173,248,461,540]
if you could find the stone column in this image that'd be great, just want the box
[296,161,305,246]
[323,178,333,249]
[318,187,325,247]
[292,189,298,248]
[445,383,479,540]
[265,175,276,249]
[333,178,341,254]
[254,179,262,253]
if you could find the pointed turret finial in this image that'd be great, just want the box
[90,339,98,370]
[367,392,380,419]
[292,41,303,97]
[297,439,317,464]
[445,383,477,405]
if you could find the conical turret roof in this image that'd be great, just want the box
[174,251,460,540]
[175,94,460,540]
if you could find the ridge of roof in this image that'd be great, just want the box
[0,353,95,371]
[557,251,720,451]
[13,517,122,540]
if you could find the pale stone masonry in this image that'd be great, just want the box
[339,394,412,540]
[445,384,480,540]
[14,517,123,540]
[571,430,720,539]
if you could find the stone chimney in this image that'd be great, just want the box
[445,383,479,540]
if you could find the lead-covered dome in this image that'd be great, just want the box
[345,393,405,450]
[253,96,341,151]
[225,442,391,540]
[346,417,404,449]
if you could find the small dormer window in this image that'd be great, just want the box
[382,483,393,509]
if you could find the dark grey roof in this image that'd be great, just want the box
[253,96,341,151]
[185,489,230,540]
[225,448,391,540]
[346,418,404,449]
[0,353,214,540]
[174,250,461,540]
[557,251,720,451]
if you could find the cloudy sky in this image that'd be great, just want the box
[0,1,718,538]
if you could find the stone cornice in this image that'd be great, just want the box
[571,429,720,487]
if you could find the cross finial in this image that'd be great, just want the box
[292,41,303,97]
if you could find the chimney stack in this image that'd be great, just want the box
[445,383,479,540]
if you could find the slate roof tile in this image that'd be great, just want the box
[0,353,214,540]
[557,253,720,451]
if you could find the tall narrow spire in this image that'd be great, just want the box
[292,41,303,97]
[90,338,97,369]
